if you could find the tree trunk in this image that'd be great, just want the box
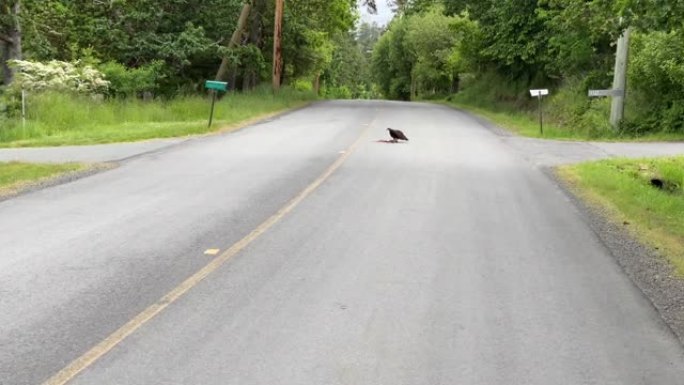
[229,66,238,91]
[1,41,10,85]
[451,75,460,93]
[241,69,252,91]
[215,3,251,82]
[1,1,22,85]
[242,0,265,91]
[312,72,321,95]
[11,2,21,61]
[272,0,284,92]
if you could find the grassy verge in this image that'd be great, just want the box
[0,86,316,147]
[0,162,89,194]
[558,157,684,275]
[442,99,684,142]
[441,100,579,139]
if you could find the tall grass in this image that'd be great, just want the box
[0,85,316,147]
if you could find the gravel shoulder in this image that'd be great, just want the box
[550,167,684,345]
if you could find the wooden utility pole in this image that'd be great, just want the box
[610,26,630,128]
[215,3,251,82]
[272,0,284,92]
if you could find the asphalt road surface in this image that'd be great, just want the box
[1,101,683,385]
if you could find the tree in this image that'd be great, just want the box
[405,7,462,96]
[0,0,22,85]
[1,0,367,96]
[356,21,382,59]
[278,0,356,85]
[620,0,684,32]
[322,30,374,98]
[371,5,478,99]
[539,0,619,81]
[371,16,413,100]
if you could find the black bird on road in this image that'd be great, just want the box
[387,128,409,142]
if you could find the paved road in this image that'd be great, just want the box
[1,101,683,385]
[3,106,684,166]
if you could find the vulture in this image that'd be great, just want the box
[387,128,409,142]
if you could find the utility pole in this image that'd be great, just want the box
[272,0,284,92]
[214,2,251,81]
[610,26,630,128]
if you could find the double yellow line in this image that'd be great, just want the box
[43,121,372,385]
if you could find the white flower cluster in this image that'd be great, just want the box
[9,60,110,94]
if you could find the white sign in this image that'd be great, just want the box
[529,89,549,97]
[588,89,623,97]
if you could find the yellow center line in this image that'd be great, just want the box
[42,120,374,385]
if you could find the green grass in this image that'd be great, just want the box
[441,100,582,139]
[441,99,684,142]
[558,157,684,275]
[0,86,316,147]
[0,162,87,192]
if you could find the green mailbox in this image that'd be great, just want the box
[205,80,228,92]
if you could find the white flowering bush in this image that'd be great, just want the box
[8,60,110,95]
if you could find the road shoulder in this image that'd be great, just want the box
[549,167,684,345]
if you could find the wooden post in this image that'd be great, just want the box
[272,0,284,92]
[208,91,217,128]
[538,94,543,135]
[610,26,630,129]
[215,3,251,81]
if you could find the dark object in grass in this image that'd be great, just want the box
[387,128,409,142]
[649,177,681,193]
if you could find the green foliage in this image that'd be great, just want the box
[620,0,684,32]
[539,0,619,78]
[371,16,413,100]
[322,30,375,99]
[292,78,313,92]
[452,71,535,108]
[323,85,353,99]
[13,0,364,97]
[235,44,267,82]
[280,0,356,81]
[98,61,164,98]
[372,5,478,100]
[405,8,458,95]
[464,0,549,79]
[628,30,684,132]
[545,78,613,136]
